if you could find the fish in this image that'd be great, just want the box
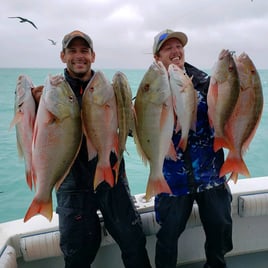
[219,52,263,182]
[24,74,82,222]
[168,64,198,151]
[112,71,134,169]
[133,61,176,201]
[207,49,240,152]
[10,75,36,190]
[81,71,119,190]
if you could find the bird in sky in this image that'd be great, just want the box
[8,16,38,29]
[48,39,57,45]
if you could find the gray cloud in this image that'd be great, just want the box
[1,0,267,69]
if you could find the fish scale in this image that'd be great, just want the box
[133,61,176,201]
[82,71,119,190]
[10,75,36,190]
[24,74,82,222]
[219,52,264,182]
[207,49,240,152]
[168,64,198,152]
[112,71,133,170]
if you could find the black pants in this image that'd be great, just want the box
[56,177,151,268]
[155,184,233,268]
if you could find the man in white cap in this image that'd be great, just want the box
[152,29,233,268]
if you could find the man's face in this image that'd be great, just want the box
[60,38,95,80]
[154,38,185,70]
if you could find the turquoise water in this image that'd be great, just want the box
[0,68,267,223]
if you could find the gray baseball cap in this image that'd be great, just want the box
[153,29,187,54]
[62,30,93,50]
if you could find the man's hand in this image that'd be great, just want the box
[31,85,44,104]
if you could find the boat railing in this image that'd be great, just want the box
[1,177,268,267]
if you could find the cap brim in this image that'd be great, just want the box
[166,32,187,47]
[65,36,89,48]
[156,31,188,54]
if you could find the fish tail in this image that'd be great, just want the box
[220,153,250,178]
[213,136,233,152]
[24,198,53,222]
[145,176,172,202]
[229,172,239,184]
[94,165,115,190]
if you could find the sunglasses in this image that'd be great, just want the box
[156,33,169,48]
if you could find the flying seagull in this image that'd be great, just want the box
[8,16,38,29]
[48,39,57,45]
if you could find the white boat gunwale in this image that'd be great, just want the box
[1,176,268,268]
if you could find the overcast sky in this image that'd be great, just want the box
[1,0,267,70]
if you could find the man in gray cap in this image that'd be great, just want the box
[32,30,152,268]
[152,29,233,268]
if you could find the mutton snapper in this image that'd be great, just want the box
[24,74,82,222]
[112,71,133,170]
[10,74,36,190]
[220,52,264,182]
[168,64,197,151]
[81,71,119,190]
[207,49,240,152]
[133,61,176,201]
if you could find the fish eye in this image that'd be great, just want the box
[228,66,234,72]
[144,83,150,92]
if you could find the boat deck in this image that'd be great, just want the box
[16,250,268,267]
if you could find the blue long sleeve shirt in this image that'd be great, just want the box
[163,63,226,196]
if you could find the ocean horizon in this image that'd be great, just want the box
[0,67,267,223]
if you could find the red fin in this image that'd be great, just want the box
[94,165,115,190]
[160,102,170,130]
[229,172,239,184]
[24,198,53,222]
[166,141,177,161]
[9,112,23,130]
[213,136,233,152]
[178,137,187,152]
[145,176,172,202]
[220,152,250,178]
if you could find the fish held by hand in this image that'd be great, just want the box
[207,49,240,152]
[24,74,82,222]
[168,64,197,151]
[133,61,176,201]
[112,71,134,169]
[219,52,263,182]
[82,71,119,190]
